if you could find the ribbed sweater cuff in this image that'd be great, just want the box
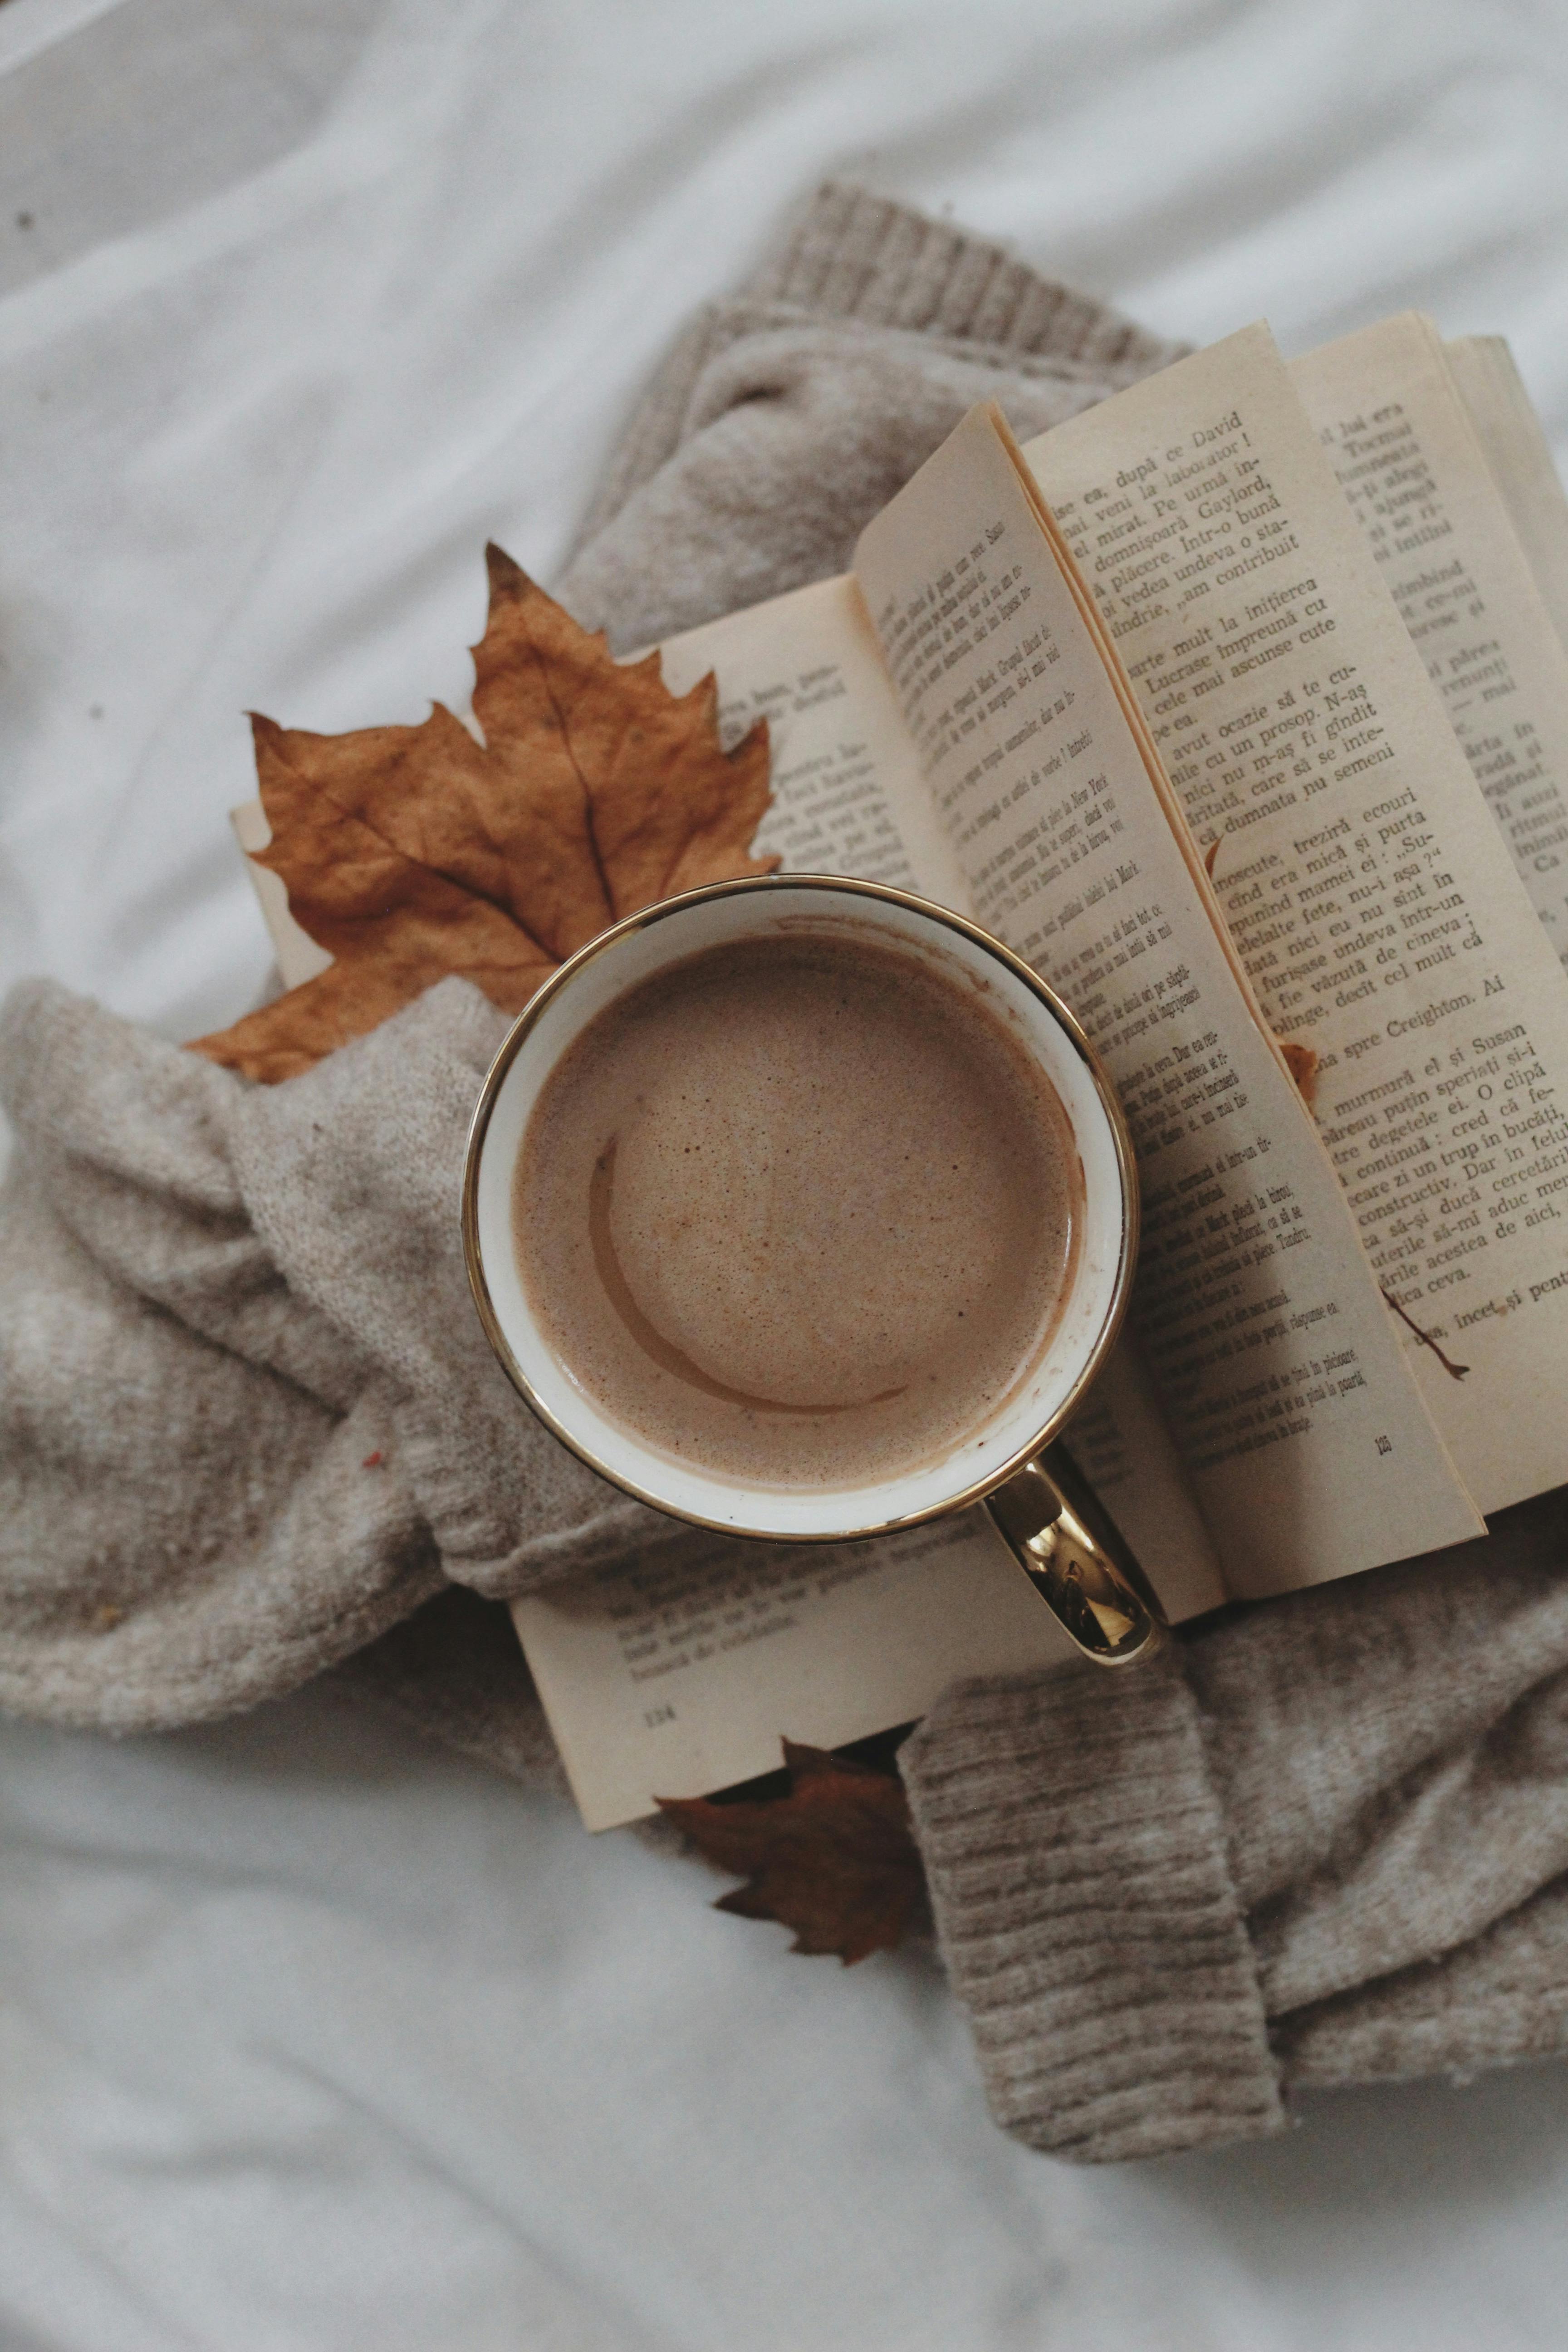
[748,181,1186,381]
[901,1654,1284,2163]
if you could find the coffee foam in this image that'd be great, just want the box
[514,930,1081,1490]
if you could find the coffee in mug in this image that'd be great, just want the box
[512,930,1084,1491]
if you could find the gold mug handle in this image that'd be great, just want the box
[985,1439,1168,1666]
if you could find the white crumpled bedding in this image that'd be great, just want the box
[4,0,1568,2342]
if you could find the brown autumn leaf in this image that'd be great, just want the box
[1279,1039,1319,1107]
[191,546,777,1082]
[657,1739,929,1965]
[1205,834,1318,1107]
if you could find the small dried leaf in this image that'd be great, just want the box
[1279,1039,1319,1107]
[1204,835,1222,880]
[191,549,776,1081]
[658,1740,928,1965]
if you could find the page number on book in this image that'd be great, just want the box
[1375,1435,1392,1458]
[643,1704,677,1729]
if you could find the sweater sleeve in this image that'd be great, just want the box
[902,1487,1568,2161]
[899,1653,1286,2162]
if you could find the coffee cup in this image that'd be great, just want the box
[463,875,1166,1665]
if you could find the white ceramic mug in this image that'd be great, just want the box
[463,875,1166,1664]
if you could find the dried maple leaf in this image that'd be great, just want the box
[657,1739,929,1965]
[191,546,776,1082]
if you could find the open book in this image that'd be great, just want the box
[243,314,1568,1829]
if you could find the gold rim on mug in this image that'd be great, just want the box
[461,872,1141,1551]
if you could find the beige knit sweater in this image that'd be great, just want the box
[5,185,1568,2165]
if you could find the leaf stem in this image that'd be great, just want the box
[1381,1287,1470,1381]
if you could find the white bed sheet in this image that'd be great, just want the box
[3,0,1568,2343]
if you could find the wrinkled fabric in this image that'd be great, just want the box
[0,974,688,1728]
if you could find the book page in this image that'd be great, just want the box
[853,402,1481,1598]
[1292,314,1568,963]
[653,573,973,912]
[1024,326,1568,1515]
[1446,335,1568,653]
[515,1513,1069,1831]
